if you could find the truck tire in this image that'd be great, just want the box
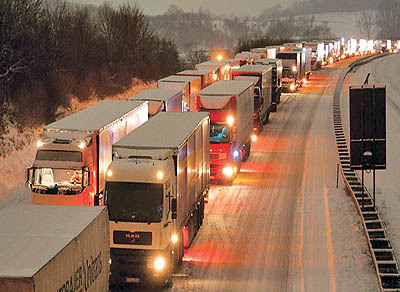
[263,111,270,125]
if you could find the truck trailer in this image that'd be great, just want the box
[158,75,201,112]
[128,88,182,117]
[27,100,148,206]
[232,65,273,132]
[277,51,302,92]
[106,112,210,286]
[0,205,109,292]
[197,80,254,181]
[175,69,213,89]
[256,58,283,111]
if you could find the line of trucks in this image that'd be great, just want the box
[1,37,398,290]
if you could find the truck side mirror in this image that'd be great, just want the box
[171,198,177,220]
[26,167,34,186]
[83,168,90,187]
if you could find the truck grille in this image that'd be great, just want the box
[210,154,219,160]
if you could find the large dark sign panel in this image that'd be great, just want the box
[349,85,386,170]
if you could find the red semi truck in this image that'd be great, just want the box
[197,80,254,181]
[27,100,148,206]
[232,64,273,134]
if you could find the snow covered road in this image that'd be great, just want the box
[129,61,379,291]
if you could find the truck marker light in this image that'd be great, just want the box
[227,115,234,126]
[290,84,296,91]
[292,65,297,72]
[154,257,166,272]
[212,73,218,81]
[251,134,257,142]
[78,141,86,149]
[107,170,113,177]
[171,234,179,244]
[36,140,44,148]
[156,171,164,180]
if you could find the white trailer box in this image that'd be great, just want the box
[106,112,210,285]
[0,205,109,292]
[158,75,200,112]
[29,100,148,206]
[128,88,182,117]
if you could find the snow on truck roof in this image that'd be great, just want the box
[176,70,211,76]
[0,205,105,278]
[233,64,272,73]
[159,75,199,83]
[128,88,181,102]
[199,80,253,96]
[114,112,209,150]
[45,100,147,132]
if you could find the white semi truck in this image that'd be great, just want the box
[106,112,210,286]
[27,100,148,207]
[0,205,109,292]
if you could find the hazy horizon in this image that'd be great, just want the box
[66,0,295,16]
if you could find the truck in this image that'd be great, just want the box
[158,75,201,112]
[106,112,210,286]
[27,100,148,206]
[277,50,302,92]
[250,47,277,59]
[256,58,283,111]
[291,47,312,80]
[0,205,109,292]
[128,88,182,117]
[195,60,231,81]
[175,69,213,89]
[304,42,324,69]
[232,65,273,133]
[234,51,252,66]
[197,80,254,180]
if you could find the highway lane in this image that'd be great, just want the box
[125,61,378,292]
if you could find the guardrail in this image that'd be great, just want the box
[333,53,400,292]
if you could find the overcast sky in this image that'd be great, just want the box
[68,0,295,16]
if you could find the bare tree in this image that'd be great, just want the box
[357,11,374,39]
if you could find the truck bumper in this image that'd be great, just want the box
[110,248,172,286]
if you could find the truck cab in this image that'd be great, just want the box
[106,152,179,286]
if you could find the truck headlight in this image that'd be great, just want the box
[154,256,166,272]
[222,166,234,177]
[36,140,44,148]
[171,233,179,244]
[290,84,295,91]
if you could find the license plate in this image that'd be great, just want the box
[126,277,140,283]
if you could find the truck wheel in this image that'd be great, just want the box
[178,239,184,265]
[263,111,270,125]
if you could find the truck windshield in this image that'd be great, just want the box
[31,168,84,195]
[106,182,163,223]
[282,68,295,78]
[210,123,230,144]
